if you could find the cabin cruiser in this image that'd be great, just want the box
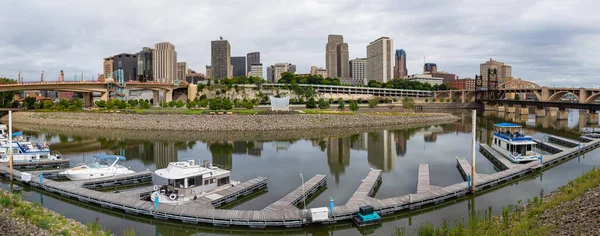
[150,160,238,204]
[491,123,540,163]
[59,154,134,180]
[0,140,62,163]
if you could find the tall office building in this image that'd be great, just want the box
[104,53,137,81]
[349,58,367,85]
[136,47,154,82]
[250,64,263,78]
[205,65,212,79]
[153,42,177,83]
[269,63,295,83]
[366,37,394,83]
[266,66,273,83]
[231,56,246,77]
[394,49,407,78]
[424,63,438,73]
[325,34,349,79]
[176,62,188,82]
[480,58,512,81]
[211,39,231,79]
[246,52,260,74]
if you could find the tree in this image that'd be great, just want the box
[515,94,521,101]
[22,96,37,109]
[175,100,185,108]
[368,97,380,111]
[43,100,54,109]
[328,98,334,104]
[186,100,196,109]
[106,99,115,110]
[116,99,128,109]
[299,97,305,104]
[198,99,209,108]
[439,98,445,102]
[402,97,416,111]
[139,100,151,109]
[393,98,398,102]
[306,97,317,108]
[128,99,138,108]
[318,98,330,110]
[349,100,359,112]
[242,101,254,110]
[338,98,345,111]
[209,98,223,110]
[0,78,20,107]
[72,98,83,109]
[57,98,70,110]
[432,99,437,103]
[222,98,233,110]
[424,98,429,103]
[384,97,390,103]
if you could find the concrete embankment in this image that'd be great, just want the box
[6,111,459,132]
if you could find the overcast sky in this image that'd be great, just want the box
[1,0,599,87]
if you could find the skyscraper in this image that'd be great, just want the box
[394,49,407,78]
[266,66,273,83]
[176,62,188,82]
[153,42,177,83]
[366,37,394,83]
[205,65,212,79]
[136,47,154,82]
[231,56,246,77]
[349,57,367,85]
[250,64,263,78]
[211,39,231,79]
[480,58,512,81]
[325,34,349,79]
[105,53,137,81]
[424,63,438,73]
[246,52,260,74]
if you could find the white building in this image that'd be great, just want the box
[406,74,444,86]
[250,64,263,78]
[271,63,294,83]
[153,42,177,83]
[349,58,367,85]
[366,37,394,83]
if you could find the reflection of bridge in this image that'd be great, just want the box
[1,81,194,106]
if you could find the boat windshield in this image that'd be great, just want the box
[168,179,185,188]
[87,157,114,168]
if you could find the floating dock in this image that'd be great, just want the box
[0,134,598,229]
[7,159,71,170]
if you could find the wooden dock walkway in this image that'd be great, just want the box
[264,174,327,212]
[548,135,579,148]
[456,157,482,181]
[1,134,599,229]
[417,164,431,194]
[7,159,71,170]
[534,139,564,154]
[480,144,517,169]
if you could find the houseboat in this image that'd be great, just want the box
[491,123,540,163]
[0,141,62,163]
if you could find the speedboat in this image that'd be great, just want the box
[0,140,62,163]
[59,154,134,180]
[491,123,540,163]
[150,160,238,204]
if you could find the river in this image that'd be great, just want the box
[1,109,599,236]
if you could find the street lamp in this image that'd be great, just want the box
[300,172,305,210]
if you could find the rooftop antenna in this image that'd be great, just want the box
[220,36,223,40]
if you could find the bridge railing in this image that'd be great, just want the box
[0,81,107,86]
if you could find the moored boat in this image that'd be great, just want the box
[59,154,134,180]
[491,123,540,163]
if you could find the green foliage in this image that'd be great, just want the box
[278,74,341,86]
[439,98,445,102]
[95,100,106,108]
[384,97,390,103]
[198,99,209,108]
[116,99,128,109]
[306,97,317,108]
[368,97,380,110]
[22,96,37,109]
[72,98,83,109]
[128,99,138,107]
[241,100,254,109]
[515,94,521,101]
[425,98,429,103]
[402,97,416,110]
[299,97,305,104]
[338,98,345,111]
[58,98,70,110]
[139,100,151,109]
[106,99,115,109]
[349,100,359,112]
[222,98,233,110]
[209,97,223,110]
[186,100,196,109]
[369,78,450,91]
[43,100,54,109]
[175,100,185,108]
[0,78,19,107]
[432,98,437,102]
[328,98,334,104]
[318,98,330,110]
[393,98,398,102]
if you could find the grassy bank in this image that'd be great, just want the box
[395,167,600,235]
[0,189,132,235]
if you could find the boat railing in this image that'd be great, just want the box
[494,132,532,141]
[52,151,67,160]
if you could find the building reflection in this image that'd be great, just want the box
[367,130,394,172]
[326,137,350,185]
[207,141,233,170]
[153,142,178,169]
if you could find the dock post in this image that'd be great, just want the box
[40,173,43,184]
[467,174,471,188]
[540,155,543,164]
[8,110,13,180]
[329,197,334,216]
[154,194,159,210]
[409,194,412,203]
[471,110,476,193]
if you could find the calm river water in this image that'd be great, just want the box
[2,109,599,236]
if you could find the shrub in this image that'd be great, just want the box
[318,98,330,110]
[306,97,317,108]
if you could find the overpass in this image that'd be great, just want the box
[0,81,192,107]
[261,83,433,98]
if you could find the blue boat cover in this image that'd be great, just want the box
[494,123,521,128]
[94,154,126,161]
[11,131,23,137]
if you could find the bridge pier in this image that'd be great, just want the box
[188,84,198,101]
[484,105,497,111]
[547,107,558,117]
[507,106,516,113]
[497,106,506,112]
[100,92,108,101]
[518,107,529,115]
[535,108,546,117]
[153,90,160,107]
[557,110,569,120]
[165,90,173,103]
[82,93,93,108]
[588,112,599,124]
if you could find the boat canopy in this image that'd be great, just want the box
[94,154,126,161]
[494,123,522,128]
[11,131,23,137]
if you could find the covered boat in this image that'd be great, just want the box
[491,123,540,163]
[59,154,134,180]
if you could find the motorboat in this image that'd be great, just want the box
[0,140,62,163]
[59,154,134,180]
[491,123,540,163]
[150,160,238,204]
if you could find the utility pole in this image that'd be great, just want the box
[41,71,44,82]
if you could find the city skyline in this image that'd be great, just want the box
[1,1,599,87]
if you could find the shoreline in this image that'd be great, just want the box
[5,111,459,134]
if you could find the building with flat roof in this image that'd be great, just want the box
[211,39,231,79]
[176,62,187,82]
[325,35,349,79]
[406,74,444,86]
[480,58,512,81]
[450,78,475,90]
[104,53,137,81]
[367,37,394,83]
[153,42,177,83]
[136,47,153,82]
[231,56,246,77]
[250,64,263,78]
[246,52,260,74]
[268,63,295,83]
[310,66,328,78]
[423,63,437,73]
[349,57,367,85]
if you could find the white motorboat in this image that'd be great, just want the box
[59,154,134,181]
[150,160,238,204]
[0,140,62,163]
[491,123,540,163]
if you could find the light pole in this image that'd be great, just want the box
[300,172,305,210]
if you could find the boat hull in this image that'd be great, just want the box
[60,168,135,181]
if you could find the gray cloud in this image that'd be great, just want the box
[0,0,599,87]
